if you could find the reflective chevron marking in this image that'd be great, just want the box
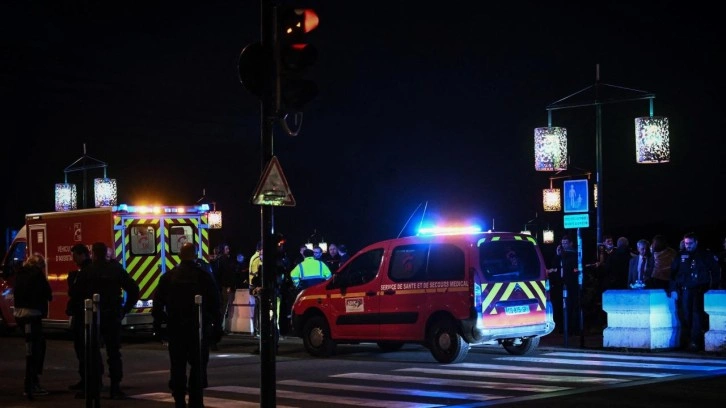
[208,385,442,408]
[450,362,672,377]
[279,379,506,401]
[333,372,570,392]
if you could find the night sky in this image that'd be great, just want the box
[2,1,724,261]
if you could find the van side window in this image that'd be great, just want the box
[390,243,465,282]
[479,240,540,282]
[390,244,427,282]
[130,225,157,255]
[332,248,383,288]
[428,243,465,281]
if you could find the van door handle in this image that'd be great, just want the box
[383,289,395,295]
[366,290,378,296]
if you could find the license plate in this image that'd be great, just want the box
[505,305,530,315]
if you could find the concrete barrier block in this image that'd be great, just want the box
[602,289,680,350]
[704,290,726,352]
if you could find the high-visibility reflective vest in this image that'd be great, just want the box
[290,257,332,287]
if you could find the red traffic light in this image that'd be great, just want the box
[279,8,319,41]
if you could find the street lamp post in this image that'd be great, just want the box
[536,64,670,247]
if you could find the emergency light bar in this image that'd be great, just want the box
[114,204,210,215]
[418,225,482,236]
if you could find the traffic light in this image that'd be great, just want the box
[276,7,319,112]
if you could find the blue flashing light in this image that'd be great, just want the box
[199,203,210,211]
[418,225,482,236]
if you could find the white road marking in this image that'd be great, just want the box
[495,356,726,371]
[209,385,443,407]
[279,379,507,401]
[333,372,571,392]
[450,362,672,377]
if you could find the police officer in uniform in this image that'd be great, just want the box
[153,242,221,408]
[69,242,139,399]
[669,232,720,351]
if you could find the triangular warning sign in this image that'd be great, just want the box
[251,156,296,207]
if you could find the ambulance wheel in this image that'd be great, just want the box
[428,319,469,364]
[502,336,540,355]
[302,316,336,357]
[377,341,404,352]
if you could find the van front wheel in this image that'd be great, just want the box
[302,316,336,357]
[427,319,469,364]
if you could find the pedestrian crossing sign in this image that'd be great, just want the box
[251,156,296,207]
[563,179,589,213]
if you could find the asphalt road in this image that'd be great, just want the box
[1,329,725,408]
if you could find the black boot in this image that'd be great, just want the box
[109,383,127,400]
[173,392,187,408]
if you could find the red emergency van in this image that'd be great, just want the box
[291,226,555,363]
[0,204,213,332]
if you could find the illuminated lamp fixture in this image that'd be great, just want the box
[94,178,118,207]
[208,201,222,229]
[534,126,567,171]
[55,183,77,211]
[593,183,598,208]
[305,242,313,251]
[542,229,555,244]
[520,230,531,235]
[208,211,222,229]
[543,178,561,212]
[318,239,328,253]
[635,111,670,163]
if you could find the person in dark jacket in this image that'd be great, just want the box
[153,242,221,408]
[69,242,139,399]
[67,243,95,392]
[13,253,52,396]
[669,232,720,351]
[549,235,580,334]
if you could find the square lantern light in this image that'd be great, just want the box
[208,210,223,229]
[94,178,118,207]
[635,116,670,163]
[55,183,78,211]
[543,188,562,212]
[534,127,568,171]
[542,229,555,244]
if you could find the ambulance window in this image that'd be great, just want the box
[390,244,427,282]
[170,226,194,254]
[130,225,156,255]
[427,243,465,281]
[479,240,540,281]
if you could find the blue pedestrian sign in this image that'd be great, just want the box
[563,179,589,213]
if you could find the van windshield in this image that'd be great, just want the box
[479,240,540,282]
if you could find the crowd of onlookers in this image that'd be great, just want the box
[547,231,725,352]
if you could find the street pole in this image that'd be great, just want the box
[259,0,277,406]
[546,64,656,251]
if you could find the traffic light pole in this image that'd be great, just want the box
[259,0,277,406]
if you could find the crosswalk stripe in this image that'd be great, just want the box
[333,372,571,392]
[208,385,443,408]
[392,368,624,384]
[495,356,726,371]
[279,379,506,402]
[451,362,672,377]
[543,352,726,365]
[132,392,274,408]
